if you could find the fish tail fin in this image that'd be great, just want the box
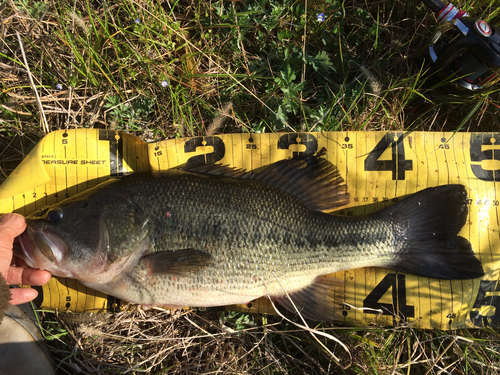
[383,184,484,279]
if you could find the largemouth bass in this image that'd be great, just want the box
[15,155,484,321]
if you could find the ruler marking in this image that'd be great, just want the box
[433,134,442,328]
[484,134,497,270]
[432,131,439,184]
[424,136,433,328]
[74,279,79,311]
[451,132,459,182]
[463,133,479,327]
[363,132,370,325]
[442,133,450,184]
[475,135,485,267]
[48,280,53,310]
[438,278,443,329]
[346,132,357,323]
[84,129,88,191]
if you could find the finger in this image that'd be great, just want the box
[0,214,26,267]
[8,287,39,306]
[0,213,26,240]
[7,266,51,286]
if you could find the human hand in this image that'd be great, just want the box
[0,213,51,305]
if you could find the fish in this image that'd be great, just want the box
[14,155,484,321]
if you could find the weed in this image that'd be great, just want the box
[14,0,48,19]
[103,95,156,130]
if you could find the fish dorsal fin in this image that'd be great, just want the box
[140,249,211,277]
[248,155,349,211]
[181,163,249,179]
[183,155,350,212]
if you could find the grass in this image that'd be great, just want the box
[2,0,499,148]
[1,0,500,373]
[34,306,500,374]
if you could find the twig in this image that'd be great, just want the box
[0,104,32,116]
[16,31,50,134]
[424,337,457,375]
[268,272,352,369]
[301,0,308,86]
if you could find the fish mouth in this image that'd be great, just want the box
[15,229,38,267]
[16,226,68,269]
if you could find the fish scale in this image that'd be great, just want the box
[15,156,484,321]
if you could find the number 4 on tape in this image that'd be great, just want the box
[363,273,415,325]
[364,132,413,180]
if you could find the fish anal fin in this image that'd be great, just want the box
[273,277,345,322]
[141,249,211,277]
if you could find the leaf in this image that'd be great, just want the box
[306,51,336,73]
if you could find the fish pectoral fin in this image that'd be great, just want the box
[140,249,211,277]
[272,276,345,322]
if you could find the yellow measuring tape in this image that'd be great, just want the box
[0,129,498,329]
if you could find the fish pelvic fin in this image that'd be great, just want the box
[383,185,484,280]
[183,153,350,212]
[272,276,345,322]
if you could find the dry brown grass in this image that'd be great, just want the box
[44,307,355,374]
[37,305,500,375]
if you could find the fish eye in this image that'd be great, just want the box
[46,208,64,223]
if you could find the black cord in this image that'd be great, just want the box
[421,0,445,13]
